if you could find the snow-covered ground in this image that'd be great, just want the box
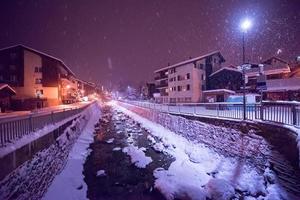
[43,102,101,200]
[122,145,153,168]
[0,103,95,200]
[0,112,83,158]
[113,101,295,200]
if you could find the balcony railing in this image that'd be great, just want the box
[154,74,168,80]
[156,82,168,88]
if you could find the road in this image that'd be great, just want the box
[0,101,92,121]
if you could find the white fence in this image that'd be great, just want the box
[123,101,300,127]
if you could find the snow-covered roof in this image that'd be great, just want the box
[0,83,16,95]
[245,64,290,77]
[266,77,300,92]
[0,44,75,76]
[262,56,288,65]
[209,67,241,77]
[202,89,236,94]
[154,51,225,73]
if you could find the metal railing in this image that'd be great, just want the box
[0,102,93,147]
[122,100,300,127]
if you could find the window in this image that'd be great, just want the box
[197,63,204,69]
[169,68,176,74]
[35,67,42,73]
[187,84,190,91]
[10,75,17,82]
[177,75,183,81]
[186,73,190,79]
[10,52,17,60]
[185,97,191,102]
[36,89,44,95]
[202,85,205,90]
[35,78,42,84]
[177,86,182,91]
[9,65,16,70]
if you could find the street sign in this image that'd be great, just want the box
[257,74,267,91]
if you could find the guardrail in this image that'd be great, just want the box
[122,101,300,127]
[0,102,93,147]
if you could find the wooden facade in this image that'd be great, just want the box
[208,67,242,91]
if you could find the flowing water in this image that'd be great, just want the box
[83,106,173,200]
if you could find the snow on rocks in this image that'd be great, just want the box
[153,160,209,200]
[205,178,235,200]
[122,145,152,168]
[113,102,292,200]
[147,135,156,144]
[106,138,114,144]
[44,102,102,200]
[96,170,106,177]
[112,147,122,151]
[152,142,165,152]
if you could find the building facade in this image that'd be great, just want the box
[0,45,75,110]
[154,51,225,103]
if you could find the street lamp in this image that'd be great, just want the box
[240,18,252,120]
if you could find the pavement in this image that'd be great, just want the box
[0,101,92,120]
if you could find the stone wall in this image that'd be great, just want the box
[0,106,92,200]
[118,102,300,194]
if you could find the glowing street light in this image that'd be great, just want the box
[66,84,71,89]
[240,18,252,33]
[240,18,253,120]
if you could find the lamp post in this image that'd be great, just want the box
[240,18,252,120]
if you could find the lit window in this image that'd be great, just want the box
[35,78,42,84]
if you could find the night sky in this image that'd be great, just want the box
[0,0,299,89]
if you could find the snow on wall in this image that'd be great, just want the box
[44,102,101,200]
[118,102,271,168]
[114,102,292,200]
[0,102,99,200]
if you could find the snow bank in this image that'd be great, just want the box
[122,145,152,168]
[112,147,121,151]
[106,138,114,144]
[0,112,82,158]
[96,170,106,177]
[113,102,290,200]
[44,102,101,200]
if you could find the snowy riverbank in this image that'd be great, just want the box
[43,102,101,200]
[113,102,296,200]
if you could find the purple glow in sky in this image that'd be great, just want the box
[0,0,299,88]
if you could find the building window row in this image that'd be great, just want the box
[196,63,205,69]
[35,67,42,73]
[177,73,190,81]
[176,84,190,92]
[169,68,176,74]
[177,97,192,103]
[169,77,176,82]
